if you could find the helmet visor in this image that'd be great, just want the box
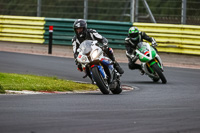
[129,32,139,38]
[75,27,83,34]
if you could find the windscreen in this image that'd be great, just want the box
[79,40,93,54]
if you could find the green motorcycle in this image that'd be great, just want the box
[135,42,167,84]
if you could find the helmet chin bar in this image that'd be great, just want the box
[78,32,86,38]
[76,27,86,38]
[79,34,84,38]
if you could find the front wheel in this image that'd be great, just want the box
[91,67,110,94]
[151,63,167,84]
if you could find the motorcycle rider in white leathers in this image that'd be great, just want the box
[72,19,124,82]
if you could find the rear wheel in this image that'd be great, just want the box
[111,80,122,94]
[151,63,167,84]
[91,67,110,94]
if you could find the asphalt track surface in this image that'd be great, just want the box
[0,51,200,133]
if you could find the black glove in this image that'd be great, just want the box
[102,45,108,51]
[152,42,157,47]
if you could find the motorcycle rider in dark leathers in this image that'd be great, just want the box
[72,19,124,82]
[125,26,157,74]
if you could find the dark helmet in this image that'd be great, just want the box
[73,19,87,38]
[128,26,140,42]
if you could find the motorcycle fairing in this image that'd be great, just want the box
[136,42,156,62]
[100,58,114,70]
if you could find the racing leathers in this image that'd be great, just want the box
[72,29,124,79]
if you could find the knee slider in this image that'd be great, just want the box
[108,48,113,54]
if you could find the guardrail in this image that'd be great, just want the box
[0,15,45,43]
[133,23,200,55]
[44,18,132,49]
[0,15,200,55]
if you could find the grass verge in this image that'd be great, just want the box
[0,72,97,93]
[0,84,5,93]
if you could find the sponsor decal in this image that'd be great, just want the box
[144,51,149,55]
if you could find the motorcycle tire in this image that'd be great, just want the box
[91,67,110,94]
[151,63,167,84]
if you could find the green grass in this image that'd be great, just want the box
[0,72,97,93]
[0,84,5,93]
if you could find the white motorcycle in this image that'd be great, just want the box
[76,40,122,94]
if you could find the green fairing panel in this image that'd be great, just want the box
[150,47,156,58]
[137,45,157,62]
[138,55,149,62]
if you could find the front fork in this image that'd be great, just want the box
[146,58,163,73]
[90,65,107,80]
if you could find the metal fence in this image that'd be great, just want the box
[0,0,199,25]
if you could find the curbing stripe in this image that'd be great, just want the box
[4,85,134,95]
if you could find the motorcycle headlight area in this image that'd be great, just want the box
[91,49,99,60]
[81,55,88,62]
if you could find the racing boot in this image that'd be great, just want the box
[113,61,124,74]
[137,64,144,75]
[140,69,145,75]
[105,48,124,74]
[137,65,144,75]
[128,60,144,75]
